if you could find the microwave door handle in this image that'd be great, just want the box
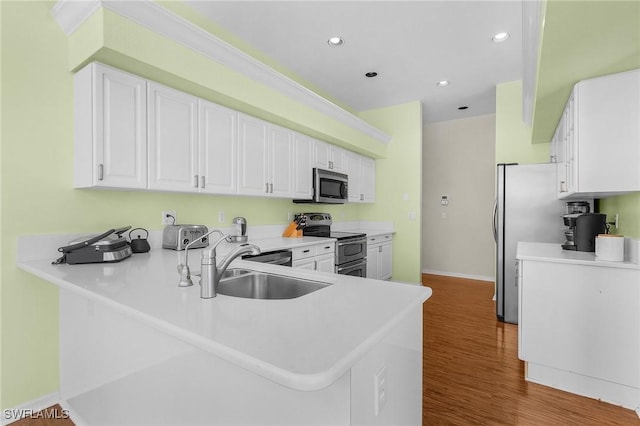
[341,182,348,198]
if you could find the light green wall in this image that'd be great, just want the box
[495,80,549,164]
[359,102,423,283]
[1,1,421,408]
[600,194,640,238]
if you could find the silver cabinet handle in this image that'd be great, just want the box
[378,246,382,253]
[265,183,269,193]
[270,183,273,193]
[314,260,318,270]
[200,176,205,189]
[98,164,104,181]
[194,175,199,188]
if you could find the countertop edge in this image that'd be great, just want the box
[17,260,431,392]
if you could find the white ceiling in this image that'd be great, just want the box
[186,1,523,124]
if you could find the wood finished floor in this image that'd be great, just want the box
[13,273,640,425]
[422,273,639,425]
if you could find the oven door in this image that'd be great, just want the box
[336,259,367,277]
[336,239,367,265]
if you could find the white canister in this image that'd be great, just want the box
[595,234,624,262]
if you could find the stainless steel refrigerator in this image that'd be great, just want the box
[493,163,566,324]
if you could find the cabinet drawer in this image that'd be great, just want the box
[317,242,335,256]
[292,245,317,260]
[368,234,392,246]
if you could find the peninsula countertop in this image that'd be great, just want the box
[17,240,431,392]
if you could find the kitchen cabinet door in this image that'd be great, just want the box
[329,146,347,173]
[519,259,639,390]
[367,234,393,280]
[268,125,293,198]
[316,254,335,274]
[361,157,376,203]
[346,152,362,202]
[378,242,392,280]
[199,100,237,194]
[557,69,640,199]
[74,63,147,189]
[148,83,198,192]
[313,139,332,170]
[292,132,313,199]
[237,114,269,196]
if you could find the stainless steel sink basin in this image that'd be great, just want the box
[218,272,329,299]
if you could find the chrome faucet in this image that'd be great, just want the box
[200,236,261,298]
[177,229,260,298]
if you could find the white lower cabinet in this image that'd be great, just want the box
[518,255,639,409]
[74,62,147,189]
[366,234,392,280]
[292,242,335,273]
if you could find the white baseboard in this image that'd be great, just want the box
[421,269,494,283]
[1,391,64,425]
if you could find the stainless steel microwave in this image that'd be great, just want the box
[294,168,348,204]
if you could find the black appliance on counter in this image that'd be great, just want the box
[296,213,367,277]
[562,213,607,252]
[54,226,133,265]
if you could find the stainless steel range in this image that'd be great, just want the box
[296,213,367,277]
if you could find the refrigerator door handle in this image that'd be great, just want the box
[492,199,498,243]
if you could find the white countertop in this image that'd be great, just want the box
[17,238,431,392]
[516,242,640,270]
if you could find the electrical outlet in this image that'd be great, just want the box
[374,366,387,416]
[218,211,225,224]
[287,212,293,222]
[615,213,619,229]
[162,211,176,225]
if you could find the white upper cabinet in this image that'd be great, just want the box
[345,151,376,203]
[74,63,147,189]
[147,83,198,192]
[199,100,237,194]
[237,114,293,198]
[292,133,313,199]
[313,140,346,173]
[361,156,376,202]
[268,124,293,197]
[237,114,269,196]
[556,69,640,199]
[73,62,376,201]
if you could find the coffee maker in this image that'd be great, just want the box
[562,202,606,252]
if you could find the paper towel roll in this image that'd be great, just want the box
[595,234,624,261]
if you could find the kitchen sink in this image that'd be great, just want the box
[218,272,329,299]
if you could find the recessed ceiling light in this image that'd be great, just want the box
[436,80,450,87]
[365,72,378,78]
[492,32,510,43]
[328,36,344,46]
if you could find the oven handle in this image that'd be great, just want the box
[336,240,366,247]
[336,259,367,273]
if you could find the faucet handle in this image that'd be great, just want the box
[177,264,194,287]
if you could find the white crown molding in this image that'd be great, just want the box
[51,0,391,145]
[50,0,101,36]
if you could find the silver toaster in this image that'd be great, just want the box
[162,225,209,250]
